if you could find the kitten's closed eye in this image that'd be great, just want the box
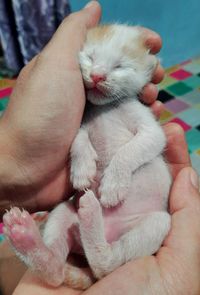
[113,63,122,69]
[88,55,94,62]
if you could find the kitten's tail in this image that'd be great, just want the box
[64,263,96,290]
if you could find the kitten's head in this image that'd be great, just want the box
[79,25,158,105]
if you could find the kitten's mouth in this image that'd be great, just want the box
[85,83,109,97]
[88,86,104,96]
[85,82,114,105]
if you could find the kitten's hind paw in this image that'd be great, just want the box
[78,190,101,228]
[3,207,43,255]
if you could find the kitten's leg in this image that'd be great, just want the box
[78,192,170,279]
[3,202,76,287]
[43,202,95,289]
[99,105,168,208]
[70,127,98,190]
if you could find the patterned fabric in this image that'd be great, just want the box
[0,0,71,73]
[0,56,200,242]
[158,56,200,175]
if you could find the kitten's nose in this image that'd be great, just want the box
[90,73,106,84]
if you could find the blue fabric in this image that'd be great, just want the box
[71,0,200,68]
[0,0,71,73]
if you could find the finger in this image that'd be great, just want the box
[13,270,81,295]
[163,123,191,178]
[140,27,162,54]
[159,168,200,272]
[139,83,158,104]
[40,1,101,64]
[169,167,199,214]
[151,63,165,84]
[151,100,164,119]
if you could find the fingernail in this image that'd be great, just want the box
[190,168,199,189]
[84,1,97,9]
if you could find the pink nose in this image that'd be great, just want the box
[90,73,106,84]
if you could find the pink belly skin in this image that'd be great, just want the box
[72,156,171,250]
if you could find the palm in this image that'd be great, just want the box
[1,66,86,213]
[83,123,195,295]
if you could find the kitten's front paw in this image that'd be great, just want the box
[99,169,130,208]
[70,156,97,190]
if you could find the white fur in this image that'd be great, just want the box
[79,25,157,105]
[70,25,172,279]
[3,25,172,289]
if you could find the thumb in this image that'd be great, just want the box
[163,167,200,256]
[170,167,199,214]
[42,1,101,60]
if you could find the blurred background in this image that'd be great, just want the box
[0,0,200,73]
[71,0,200,68]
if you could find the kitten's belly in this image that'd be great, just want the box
[86,109,171,244]
[103,157,171,243]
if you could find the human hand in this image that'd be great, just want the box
[82,123,200,295]
[0,1,163,216]
[0,1,101,216]
[13,123,196,295]
[84,169,200,295]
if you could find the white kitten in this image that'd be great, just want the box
[3,25,171,289]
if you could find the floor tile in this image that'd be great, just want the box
[190,152,200,175]
[158,90,174,103]
[0,87,12,99]
[165,65,180,74]
[160,109,174,123]
[178,89,200,105]
[183,75,200,88]
[158,75,176,89]
[0,98,9,111]
[169,69,192,80]
[178,108,200,127]
[183,62,200,74]
[165,98,190,113]
[180,59,192,66]
[185,128,200,152]
[167,82,193,96]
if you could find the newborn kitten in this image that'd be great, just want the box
[3,25,171,290]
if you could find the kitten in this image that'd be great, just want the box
[3,24,171,290]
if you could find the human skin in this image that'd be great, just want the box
[0,1,164,217]
[13,124,200,295]
[3,1,199,294]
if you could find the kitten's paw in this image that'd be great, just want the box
[70,156,97,190]
[78,190,101,228]
[99,172,130,208]
[3,207,43,255]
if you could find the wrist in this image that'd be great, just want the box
[0,124,31,214]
